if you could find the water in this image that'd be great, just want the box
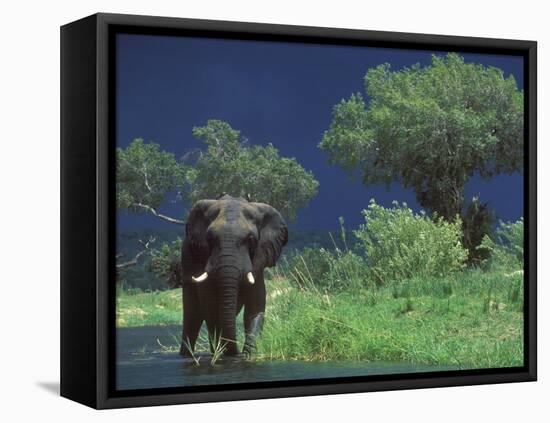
[117,326,458,391]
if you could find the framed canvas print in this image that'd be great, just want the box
[60,13,537,409]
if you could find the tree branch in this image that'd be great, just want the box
[116,236,157,270]
[142,164,153,193]
[133,203,185,225]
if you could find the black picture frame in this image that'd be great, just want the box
[60,12,537,409]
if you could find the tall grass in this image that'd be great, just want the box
[256,270,524,368]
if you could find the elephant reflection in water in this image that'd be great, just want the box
[180,194,288,357]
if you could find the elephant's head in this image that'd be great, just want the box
[181,194,288,354]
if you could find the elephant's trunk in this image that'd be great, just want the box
[217,264,240,356]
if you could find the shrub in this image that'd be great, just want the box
[150,238,183,288]
[354,200,468,285]
[478,218,524,270]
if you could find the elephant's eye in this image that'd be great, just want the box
[247,234,257,247]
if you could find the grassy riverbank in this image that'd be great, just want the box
[116,268,524,369]
[117,287,182,327]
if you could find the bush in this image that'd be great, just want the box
[150,238,183,288]
[478,218,524,270]
[354,200,468,285]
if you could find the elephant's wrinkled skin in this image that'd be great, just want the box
[180,195,288,357]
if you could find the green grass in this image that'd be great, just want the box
[116,268,524,369]
[116,287,182,327]
[257,270,523,368]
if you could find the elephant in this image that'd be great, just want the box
[179,194,288,357]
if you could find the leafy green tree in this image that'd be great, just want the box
[116,139,187,224]
[117,122,319,224]
[319,53,523,256]
[187,120,319,221]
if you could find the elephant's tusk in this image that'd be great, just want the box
[192,272,208,283]
[246,272,255,284]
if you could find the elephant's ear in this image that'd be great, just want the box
[186,200,215,256]
[181,200,215,281]
[252,203,288,272]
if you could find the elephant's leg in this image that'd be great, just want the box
[180,285,202,357]
[243,311,264,356]
[242,274,266,356]
[181,310,202,357]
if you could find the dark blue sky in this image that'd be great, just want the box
[116,33,524,231]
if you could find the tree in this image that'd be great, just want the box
[187,120,319,221]
[319,53,523,258]
[116,139,188,224]
[117,121,319,224]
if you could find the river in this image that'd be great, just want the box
[116,325,458,390]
